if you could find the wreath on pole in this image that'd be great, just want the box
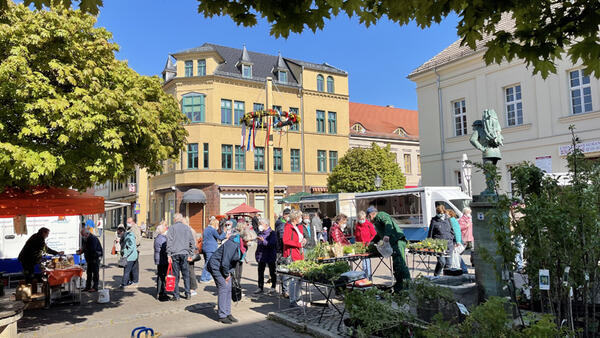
[239,109,301,151]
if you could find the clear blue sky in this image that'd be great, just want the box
[95,0,459,110]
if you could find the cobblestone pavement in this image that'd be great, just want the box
[17,234,309,338]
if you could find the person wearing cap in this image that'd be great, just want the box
[366,207,411,292]
[77,228,103,292]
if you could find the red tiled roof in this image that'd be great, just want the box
[349,102,419,138]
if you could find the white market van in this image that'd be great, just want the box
[355,187,471,241]
[0,216,81,274]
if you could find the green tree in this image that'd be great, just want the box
[0,3,188,190]
[14,0,596,78]
[327,143,405,193]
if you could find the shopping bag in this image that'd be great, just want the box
[165,262,176,292]
[231,272,242,302]
[111,244,116,256]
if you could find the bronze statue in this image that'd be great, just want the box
[470,109,504,195]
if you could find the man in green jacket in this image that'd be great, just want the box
[367,207,411,292]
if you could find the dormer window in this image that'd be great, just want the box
[394,127,408,137]
[242,64,252,78]
[279,71,287,83]
[352,123,366,134]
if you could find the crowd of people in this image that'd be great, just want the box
[66,203,473,325]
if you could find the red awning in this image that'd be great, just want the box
[0,187,105,218]
[225,203,262,215]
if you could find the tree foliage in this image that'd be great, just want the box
[9,1,599,78]
[0,3,188,190]
[327,143,405,193]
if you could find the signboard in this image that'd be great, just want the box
[134,203,140,215]
[535,156,552,173]
[128,183,136,193]
[0,216,80,259]
[559,140,600,156]
[539,269,550,291]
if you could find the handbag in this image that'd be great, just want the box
[165,262,176,292]
[231,272,242,302]
[191,252,202,263]
[111,244,116,256]
[118,256,127,268]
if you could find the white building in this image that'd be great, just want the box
[408,18,600,194]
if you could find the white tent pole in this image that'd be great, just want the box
[102,213,106,289]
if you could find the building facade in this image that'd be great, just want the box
[408,18,600,194]
[92,169,147,229]
[348,102,421,187]
[147,43,349,231]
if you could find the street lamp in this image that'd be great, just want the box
[461,153,473,197]
[374,175,382,190]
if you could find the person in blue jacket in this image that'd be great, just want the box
[77,228,103,292]
[207,229,257,324]
[200,219,228,282]
[253,218,277,294]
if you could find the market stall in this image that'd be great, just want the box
[0,187,104,308]
[407,239,449,276]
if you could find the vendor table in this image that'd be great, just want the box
[407,249,446,275]
[43,266,83,307]
[317,254,394,284]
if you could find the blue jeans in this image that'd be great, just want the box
[122,259,139,285]
[460,257,469,274]
[362,258,372,280]
[200,251,214,282]
[212,272,231,319]
[171,254,190,299]
[288,277,302,304]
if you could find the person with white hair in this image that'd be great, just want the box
[254,218,277,294]
[458,207,473,250]
[76,228,103,292]
[166,213,195,301]
[153,223,169,301]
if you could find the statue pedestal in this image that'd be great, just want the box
[471,194,508,302]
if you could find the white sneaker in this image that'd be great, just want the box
[190,290,198,296]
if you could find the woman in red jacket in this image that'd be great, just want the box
[283,210,306,307]
[354,210,377,280]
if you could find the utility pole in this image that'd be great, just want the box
[265,77,275,228]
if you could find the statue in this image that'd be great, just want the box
[470,109,504,196]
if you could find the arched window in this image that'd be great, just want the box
[181,93,206,123]
[327,76,334,93]
[316,74,324,92]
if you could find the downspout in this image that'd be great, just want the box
[300,66,306,192]
[434,67,447,185]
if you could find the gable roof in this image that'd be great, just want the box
[408,14,516,78]
[349,102,419,140]
[173,43,346,85]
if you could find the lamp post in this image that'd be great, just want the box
[374,175,382,190]
[461,153,473,197]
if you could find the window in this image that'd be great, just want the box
[184,60,193,77]
[234,101,245,126]
[242,64,252,78]
[329,151,338,172]
[328,111,337,134]
[235,145,245,170]
[417,155,421,174]
[290,149,300,172]
[187,143,198,169]
[452,99,467,136]
[317,150,327,172]
[316,110,325,133]
[569,69,593,114]
[182,94,205,122]
[221,145,233,170]
[221,99,232,124]
[203,143,209,169]
[254,147,265,171]
[404,154,412,174]
[505,85,523,126]
[271,105,282,129]
[351,123,365,133]
[279,71,287,83]
[197,59,206,76]
[289,107,299,131]
[394,127,408,136]
[253,103,264,112]
[326,76,334,93]
[455,171,463,187]
[274,148,283,171]
[317,74,324,92]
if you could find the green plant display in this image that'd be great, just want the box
[303,261,350,283]
[304,242,329,261]
[407,239,448,253]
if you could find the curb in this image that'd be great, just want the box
[267,311,343,338]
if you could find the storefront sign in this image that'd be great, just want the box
[559,140,600,156]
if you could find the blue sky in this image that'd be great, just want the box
[96,0,460,110]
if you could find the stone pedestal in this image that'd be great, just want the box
[471,195,508,302]
[0,297,23,338]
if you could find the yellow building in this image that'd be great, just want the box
[145,43,349,231]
